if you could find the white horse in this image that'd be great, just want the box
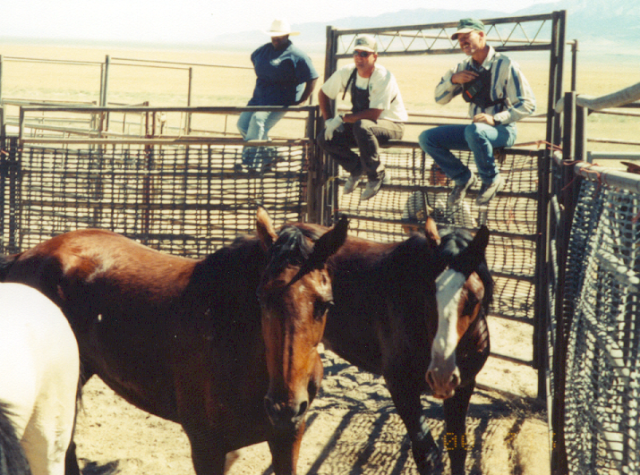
[0,283,80,475]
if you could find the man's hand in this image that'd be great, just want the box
[324,116,344,141]
[472,113,496,126]
[452,70,478,85]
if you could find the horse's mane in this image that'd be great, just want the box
[263,225,316,282]
[188,235,265,310]
[382,233,443,278]
[438,228,494,314]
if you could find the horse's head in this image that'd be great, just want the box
[426,225,492,399]
[256,207,348,429]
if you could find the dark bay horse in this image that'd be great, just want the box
[296,218,492,475]
[0,207,348,475]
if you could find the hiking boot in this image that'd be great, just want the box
[447,172,477,208]
[476,174,505,205]
[360,171,391,201]
[343,173,363,195]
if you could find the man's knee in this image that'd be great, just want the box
[464,123,485,144]
[237,115,249,136]
[351,119,375,138]
[418,128,439,152]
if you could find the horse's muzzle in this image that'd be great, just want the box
[264,395,308,429]
[425,366,461,399]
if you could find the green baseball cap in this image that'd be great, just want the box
[451,18,485,40]
[353,35,378,53]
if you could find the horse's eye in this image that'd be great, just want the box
[463,293,479,315]
[313,299,333,320]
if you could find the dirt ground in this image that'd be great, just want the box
[74,315,550,475]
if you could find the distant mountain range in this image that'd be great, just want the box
[212,0,639,57]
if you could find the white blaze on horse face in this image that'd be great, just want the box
[429,268,465,397]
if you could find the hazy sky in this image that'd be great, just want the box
[6,0,557,43]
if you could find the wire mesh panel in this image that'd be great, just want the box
[564,181,640,474]
[3,140,309,257]
[330,146,540,323]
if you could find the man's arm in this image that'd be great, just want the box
[296,78,318,105]
[493,61,536,125]
[342,109,383,123]
[318,89,333,121]
[435,63,466,105]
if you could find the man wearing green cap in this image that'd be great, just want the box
[418,18,536,208]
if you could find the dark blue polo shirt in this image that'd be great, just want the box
[248,41,318,106]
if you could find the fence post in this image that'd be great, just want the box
[187,67,193,135]
[306,107,320,224]
[0,55,3,106]
[536,10,566,407]
[570,40,578,92]
[321,26,339,226]
[550,91,576,475]
[6,137,19,253]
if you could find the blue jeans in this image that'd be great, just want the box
[418,123,516,185]
[237,110,287,164]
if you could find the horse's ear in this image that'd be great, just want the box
[424,216,440,246]
[469,225,490,255]
[256,206,278,251]
[309,215,349,266]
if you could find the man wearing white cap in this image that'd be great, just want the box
[419,18,536,207]
[236,19,318,172]
[317,35,407,201]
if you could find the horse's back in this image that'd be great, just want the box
[5,229,196,291]
[0,283,79,475]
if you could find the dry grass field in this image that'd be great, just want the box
[2,43,639,154]
[1,41,638,475]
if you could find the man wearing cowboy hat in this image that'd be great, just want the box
[317,34,407,201]
[418,18,535,207]
[236,19,318,172]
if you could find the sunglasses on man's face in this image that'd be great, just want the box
[353,50,373,58]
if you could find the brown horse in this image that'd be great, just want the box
[0,207,348,475]
[295,218,492,475]
[256,209,348,472]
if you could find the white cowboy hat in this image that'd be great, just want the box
[264,19,300,37]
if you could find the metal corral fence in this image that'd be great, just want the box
[548,86,640,474]
[0,105,319,257]
[320,12,569,398]
[0,13,571,390]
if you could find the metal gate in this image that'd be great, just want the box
[0,106,318,257]
[319,12,567,398]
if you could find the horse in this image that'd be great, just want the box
[256,210,348,473]
[294,218,492,475]
[0,282,80,475]
[0,207,348,475]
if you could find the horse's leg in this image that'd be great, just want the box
[64,441,80,475]
[183,427,228,475]
[65,362,95,475]
[267,423,305,475]
[443,381,475,475]
[386,375,442,474]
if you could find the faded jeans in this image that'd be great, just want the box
[237,110,287,164]
[418,123,516,185]
[317,119,405,181]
